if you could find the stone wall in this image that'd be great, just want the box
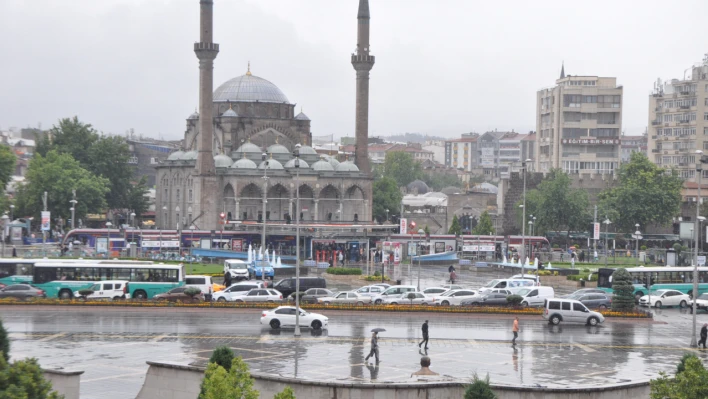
[136,361,649,399]
[43,369,83,399]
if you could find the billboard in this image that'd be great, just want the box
[41,211,50,231]
[480,147,495,167]
[400,218,407,235]
[679,222,695,240]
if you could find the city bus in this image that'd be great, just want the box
[0,259,155,286]
[597,267,708,300]
[32,262,185,300]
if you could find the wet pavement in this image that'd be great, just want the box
[3,267,704,399]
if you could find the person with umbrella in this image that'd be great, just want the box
[365,328,384,363]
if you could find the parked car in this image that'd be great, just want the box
[383,292,429,305]
[543,298,605,326]
[432,289,478,306]
[273,277,326,298]
[441,284,465,291]
[318,291,371,305]
[153,287,205,302]
[224,259,251,281]
[355,285,385,297]
[421,287,449,298]
[461,293,509,307]
[234,288,283,303]
[298,288,336,304]
[562,288,607,299]
[574,293,612,309]
[0,284,46,299]
[211,281,266,302]
[689,293,708,313]
[512,287,555,307]
[480,279,535,293]
[371,285,418,305]
[213,282,225,293]
[74,280,130,300]
[0,283,6,289]
[511,274,540,282]
[260,306,328,330]
[372,283,391,289]
[185,275,213,300]
[249,262,275,279]
[638,289,690,308]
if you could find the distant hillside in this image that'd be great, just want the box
[379,133,447,144]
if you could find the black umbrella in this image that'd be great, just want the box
[371,328,386,333]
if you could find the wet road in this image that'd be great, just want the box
[4,305,708,399]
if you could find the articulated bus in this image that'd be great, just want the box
[597,267,708,300]
[0,259,154,286]
[32,262,185,299]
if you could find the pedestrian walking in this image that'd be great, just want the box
[365,331,380,363]
[11,246,17,258]
[418,320,429,350]
[224,272,232,288]
[338,250,344,266]
[570,251,576,268]
[700,323,708,349]
[448,265,456,273]
[449,270,457,284]
[512,316,520,345]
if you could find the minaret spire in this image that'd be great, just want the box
[351,0,375,175]
[560,61,565,79]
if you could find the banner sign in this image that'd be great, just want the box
[593,223,600,240]
[41,211,50,231]
[141,240,180,248]
[400,218,407,235]
[561,138,620,145]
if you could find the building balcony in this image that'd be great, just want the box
[680,91,691,96]
[651,149,660,153]
[680,105,691,110]
[651,121,662,125]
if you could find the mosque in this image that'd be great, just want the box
[156,0,375,230]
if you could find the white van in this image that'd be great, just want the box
[224,259,250,281]
[543,298,605,326]
[212,281,266,302]
[512,286,554,307]
[185,275,213,300]
[480,279,535,293]
[74,280,130,300]
[371,285,418,305]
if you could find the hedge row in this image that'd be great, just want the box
[325,268,363,275]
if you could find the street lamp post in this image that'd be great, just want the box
[294,145,302,337]
[130,212,136,228]
[261,151,269,283]
[1,214,8,258]
[634,224,641,268]
[189,225,196,259]
[417,228,424,290]
[603,218,611,267]
[9,204,14,222]
[521,159,530,276]
[692,154,703,347]
[385,209,389,223]
[105,221,112,257]
[161,206,167,257]
[69,190,77,229]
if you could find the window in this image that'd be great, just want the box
[150,157,158,164]
[563,95,582,107]
[573,303,586,312]
[176,189,181,203]
[562,302,571,311]
[549,301,561,310]
[705,113,708,121]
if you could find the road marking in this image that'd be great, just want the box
[82,372,146,383]
[151,334,169,342]
[39,333,66,342]
[574,343,597,353]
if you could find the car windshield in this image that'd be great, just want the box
[653,290,669,296]
[440,291,455,297]
[699,294,708,300]
[516,288,531,296]
[228,263,246,269]
[484,280,499,288]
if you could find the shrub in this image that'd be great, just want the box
[373,270,381,277]
[582,268,590,273]
[326,268,362,275]
[0,319,9,362]
[77,290,94,297]
[612,268,635,311]
[0,356,64,399]
[209,346,235,371]
[641,245,647,251]
[506,295,523,306]
[677,353,697,375]
[464,372,497,399]
[651,356,708,398]
[552,244,559,248]
[200,357,259,399]
[364,275,390,281]
[274,386,296,399]
[184,287,202,298]
[537,270,551,276]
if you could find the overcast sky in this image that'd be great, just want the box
[1,0,707,140]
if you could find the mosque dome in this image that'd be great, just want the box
[231,157,257,169]
[267,143,290,155]
[312,160,335,171]
[167,150,185,161]
[235,142,262,155]
[336,161,359,172]
[295,112,310,121]
[284,158,310,169]
[181,150,198,160]
[213,73,290,104]
[214,154,233,168]
[258,158,284,170]
[188,111,199,120]
[323,155,340,167]
[296,145,318,155]
[407,180,429,195]
[221,107,238,117]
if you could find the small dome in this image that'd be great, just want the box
[295,112,310,121]
[188,112,199,120]
[323,155,340,167]
[407,180,430,195]
[181,151,198,160]
[336,161,359,172]
[441,186,462,195]
[267,143,290,155]
[214,154,233,168]
[167,150,185,161]
[221,108,238,118]
[312,160,335,171]
[296,145,318,155]
[231,157,257,169]
[258,158,284,170]
[235,142,262,154]
[284,158,309,169]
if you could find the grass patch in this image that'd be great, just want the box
[326,268,363,275]
[184,263,224,275]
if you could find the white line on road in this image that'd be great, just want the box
[39,333,66,342]
[573,343,597,353]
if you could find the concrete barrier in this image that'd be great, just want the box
[136,361,650,399]
[43,368,83,399]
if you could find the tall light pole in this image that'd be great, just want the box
[634,224,641,267]
[417,228,424,290]
[692,152,703,347]
[603,218,611,267]
[385,209,389,223]
[521,159,530,276]
[105,221,112,256]
[189,225,196,259]
[9,204,14,222]
[294,145,302,337]
[261,151,269,283]
[130,212,136,228]
[69,190,77,229]
[1,214,8,258]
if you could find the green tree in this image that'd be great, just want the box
[472,211,494,235]
[516,169,591,235]
[199,346,235,399]
[611,268,635,311]
[87,135,133,210]
[382,152,423,187]
[36,116,99,166]
[200,357,259,399]
[126,176,150,218]
[448,215,462,235]
[650,355,708,398]
[464,372,497,399]
[372,177,402,223]
[15,151,110,223]
[598,152,683,233]
[0,319,9,362]
[0,356,64,399]
[0,145,16,190]
[273,386,296,399]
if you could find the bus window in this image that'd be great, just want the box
[34,268,57,284]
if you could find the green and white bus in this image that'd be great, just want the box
[0,259,155,286]
[597,266,708,300]
[32,262,185,299]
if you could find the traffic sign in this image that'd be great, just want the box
[699,256,706,266]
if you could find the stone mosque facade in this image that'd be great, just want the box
[155,1,374,230]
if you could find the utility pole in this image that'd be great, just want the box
[593,205,598,263]
[42,191,48,257]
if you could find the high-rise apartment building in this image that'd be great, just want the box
[648,55,708,182]
[445,133,479,171]
[536,69,623,174]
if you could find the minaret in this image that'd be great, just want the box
[194,0,219,227]
[351,0,375,175]
[560,61,565,79]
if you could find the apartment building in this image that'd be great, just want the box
[620,135,648,163]
[444,133,479,171]
[648,54,708,182]
[536,68,623,175]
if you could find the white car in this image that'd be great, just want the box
[211,281,266,302]
[260,306,328,330]
[689,293,708,313]
[422,287,449,298]
[233,288,283,303]
[432,289,478,306]
[638,289,690,308]
[383,292,429,305]
[318,291,371,305]
[74,280,130,300]
[355,285,385,297]
[441,284,465,291]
